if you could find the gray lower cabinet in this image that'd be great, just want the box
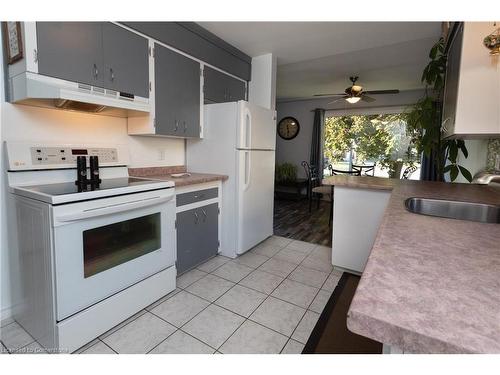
[37,22,104,87]
[204,66,246,103]
[176,203,219,274]
[154,43,201,137]
[102,23,149,98]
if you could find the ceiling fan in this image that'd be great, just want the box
[314,76,399,104]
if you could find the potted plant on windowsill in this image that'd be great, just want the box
[405,36,472,182]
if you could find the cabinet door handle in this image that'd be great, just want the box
[174,120,179,132]
[110,68,115,82]
[194,211,199,224]
[93,64,99,79]
[183,121,187,133]
[202,209,207,222]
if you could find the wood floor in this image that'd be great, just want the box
[273,198,332,247]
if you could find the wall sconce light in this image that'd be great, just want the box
[483,22,500,56]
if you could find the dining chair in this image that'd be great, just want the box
[311,166,361,226]
[352,163,376,176]
[301,161,321,213]
[402,165,418,179]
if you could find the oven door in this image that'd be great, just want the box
[52,188,176,321]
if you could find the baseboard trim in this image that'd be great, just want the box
[0,305,14,326]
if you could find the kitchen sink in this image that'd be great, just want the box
[404,197,500,224]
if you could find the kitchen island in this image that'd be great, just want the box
[325,176,500,353]
[323,175,399,273]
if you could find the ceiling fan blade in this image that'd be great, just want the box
[363,89,400,95]
[314,93,345,97]
[327,96,349,104]
[361,95,376,103]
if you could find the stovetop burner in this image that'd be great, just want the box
[10,176,174,205]
[22,177,160,196]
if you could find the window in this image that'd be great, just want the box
[323,112,420,179]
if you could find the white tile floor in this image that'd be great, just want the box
[0,236,342,354]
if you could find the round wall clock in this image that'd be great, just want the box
[278,117,300,140]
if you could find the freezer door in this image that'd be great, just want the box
[236,101,276,151]
[236,149,275,254]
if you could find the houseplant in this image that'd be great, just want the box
[275,162,298,184]
[405,36,472,182]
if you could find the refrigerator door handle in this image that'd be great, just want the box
[243,151,251,191]
[243,107,252,149]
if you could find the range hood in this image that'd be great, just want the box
[8,72,150,118]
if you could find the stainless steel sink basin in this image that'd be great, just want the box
[404,197,500,224]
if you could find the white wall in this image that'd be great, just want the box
[276,89,425,178]
[0,45,185,320]
[249,54,277,110]
[1,104,185,167]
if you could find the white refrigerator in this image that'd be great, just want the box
[187,101,276,258]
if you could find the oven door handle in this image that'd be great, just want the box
[55,195,173,223]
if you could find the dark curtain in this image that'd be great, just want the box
[419,101,441,181]
[310,108,325,180]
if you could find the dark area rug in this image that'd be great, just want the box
[303,272,383,354]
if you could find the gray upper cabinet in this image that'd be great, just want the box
[204,66,246,103]
[37,22,104,87]
[36,22,149,97]
[154,43,201,137]
[102,23,149,98]
[122,22,252,81]
[228,72,247,102]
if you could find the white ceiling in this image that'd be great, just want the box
[199,22,442,100]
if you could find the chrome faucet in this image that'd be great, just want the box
[472,171,500,185]
[472,155,500,185]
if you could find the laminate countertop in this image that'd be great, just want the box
[338,178,500,353]
[129,166,228,187]
[322,175,398,190]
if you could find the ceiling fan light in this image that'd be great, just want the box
[345,96,361,104]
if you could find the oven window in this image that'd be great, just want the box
[83,213,161,278]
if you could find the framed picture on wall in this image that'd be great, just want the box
[2,22,23,64]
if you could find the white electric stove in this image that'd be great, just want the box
[6,141,177,353]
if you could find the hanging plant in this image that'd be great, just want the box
[405,36,472,182]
